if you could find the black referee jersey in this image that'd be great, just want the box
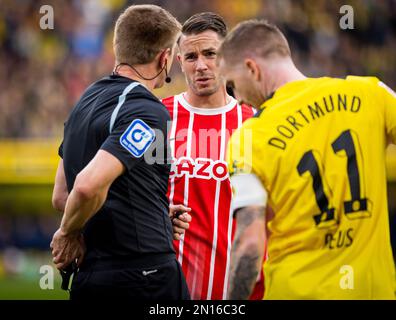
[59,74,174,261]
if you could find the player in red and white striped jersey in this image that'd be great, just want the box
[162,12,264,300]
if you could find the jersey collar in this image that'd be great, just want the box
[177,93,237,115]
[259,78,314,111]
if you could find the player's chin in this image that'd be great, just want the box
[194,86,217,97]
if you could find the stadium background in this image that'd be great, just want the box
[0,0,395,299]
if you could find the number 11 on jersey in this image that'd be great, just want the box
[298,129,372,229]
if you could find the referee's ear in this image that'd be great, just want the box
[158,48,172,70]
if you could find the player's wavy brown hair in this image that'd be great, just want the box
[113,4,181,65]
[178,12,227,43]
[218,19,291,62]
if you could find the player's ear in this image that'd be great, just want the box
[245,58,261,82]
[177,53,184,72]
[176,38,185,72]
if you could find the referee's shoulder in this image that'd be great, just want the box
[124,87,171,120]
[76,76,110,99]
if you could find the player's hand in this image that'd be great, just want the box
[169,204,192,240]
[50,228,85,270]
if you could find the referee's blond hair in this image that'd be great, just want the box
[113,5,181,66]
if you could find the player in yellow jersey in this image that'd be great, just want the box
[217,19,396,300]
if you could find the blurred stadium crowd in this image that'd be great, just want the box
[0,0,395,138]
[0,0,395,295]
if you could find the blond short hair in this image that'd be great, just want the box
[219,19,291,63]
[113,5,181,65]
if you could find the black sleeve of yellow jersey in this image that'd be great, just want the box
[100,98,169,172]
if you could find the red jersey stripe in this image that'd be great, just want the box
[162,94,257,299]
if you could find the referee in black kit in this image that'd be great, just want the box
[50,4,190,300]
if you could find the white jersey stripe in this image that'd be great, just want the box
[168,96,179,205]
[223,110,234,298]
[223,204,234,299]
[186,111,194,158]
[170,95,178,158]
[207,180,221,299]
[207,112,226,299]
[109,82,140,133]
[220,111,226,161]
[178,110,194,266]
[237,103,242,128]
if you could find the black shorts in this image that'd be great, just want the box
[69,253,190,301]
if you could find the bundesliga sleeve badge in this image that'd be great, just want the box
[120,119,155,158]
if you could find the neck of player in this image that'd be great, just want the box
[269,59,307,94]
[184,85,231,109]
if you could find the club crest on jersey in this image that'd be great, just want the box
[120,119,155,158]
[170,157,228,181]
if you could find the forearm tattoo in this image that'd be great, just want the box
[228,206,265,300]
[228,251,260,300]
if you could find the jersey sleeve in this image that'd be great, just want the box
[101,99,168,171]
[227,123,255,177]
[227,122,268,211]
[227,119,268,186]
[227,118,265,181]
[377,80,396,143]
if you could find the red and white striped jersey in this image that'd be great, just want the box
[163,93,254,299]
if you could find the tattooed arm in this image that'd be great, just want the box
[228,205,266,300]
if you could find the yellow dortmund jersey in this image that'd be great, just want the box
[227,76,396,299]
